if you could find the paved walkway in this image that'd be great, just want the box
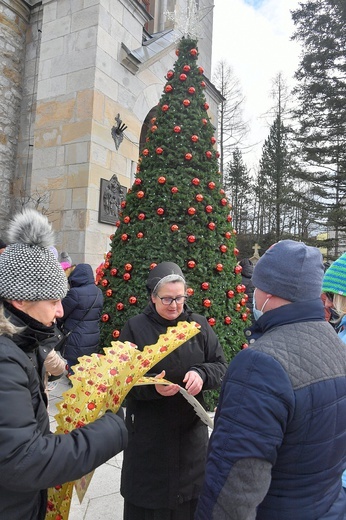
[49,375,124,520]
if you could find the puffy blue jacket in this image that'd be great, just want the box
[195,300,346,520]
[60,263,103,361]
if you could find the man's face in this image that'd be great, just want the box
[12,299,64,327]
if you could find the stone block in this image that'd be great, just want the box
[62,121,92,144]
[41,16,71,42]
[37,75,67,100]
[36,98,75,128]
[65,141,89,165]
[66,68,95,94]
[71,5,99,32]
[90,142,111,168]
[67,163,90,188]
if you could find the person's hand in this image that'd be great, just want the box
[183,370,203,396]
[155,370,180,397]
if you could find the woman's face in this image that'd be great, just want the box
[151,281,186,321]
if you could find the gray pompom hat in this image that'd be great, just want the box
[252,239,324,302]
[0,209,68,301]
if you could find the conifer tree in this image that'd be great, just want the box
[97,37,250,364]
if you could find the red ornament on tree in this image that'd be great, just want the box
[190,48,198,57]
[112,330,120,339]
[227,215,232,222]
[171,224,179,232]
[121,234,128,241]
[165,85,173,93]
[166,70,174,79]
[205,205,213,213]
[224,316,232,325]
[241,313,248,322]
[219,244,227,253]
[134,178,142,185]
[207,222,216,230]
[225,231,232,239]
[156,207,164,215]
[187,235,196,243]
[241,343,249,349]
[106,289,113,297]
[150,263,157,270]
[195,194,204,202]
[227,290,235,299]
[156,147,163,155]
[236,284,245,293]
[216,263,223,272]
[208,181,216,190]
[142,148,149,156]
[179,73,187,81]
[183,99,191,107]
[123,273,131,281]
[192,177,200,185]
[151,125,157,132]
[106,252,112,258]
[205,151,212,159]
[116,303,124,311]
[234,265,242,275]
[203,299,211,308]
[188,86,195,95]
[183,64,191,72]
[101,314,109,322]
[233,247,239,255]
[162,104,169,112]
[201,282,209,290]
[137,191,144,199]
[123,216,130,224]
[203,102,209,110]
[171,186,178,194]
[137,232,144,238]
[185,153,193,161]
[138,212,145,220]
[110,268,118,276]
[216,151,220,158]
[191,134,199,142]
[186,287,194,296]
[129,297,137,305]
[210,136,216,144]
[198,66,204,74]
[200,81,206,88]
[158,176,166,184]
[202,118,208,125]
[208,318,216,326]
[125,263,132,271]
[187,260,196,269]
[174,125,181,133]
[220,198,228,206]
[187,207,196,215]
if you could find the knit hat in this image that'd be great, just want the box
[0,209,68,301]
[60,251,72,265]
[146,262,185,294]
[322,253,346,296]
[60,261,72,270]
[252,239,324,302]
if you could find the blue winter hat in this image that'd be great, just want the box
[322,253,346,296]
[252,240,324,302]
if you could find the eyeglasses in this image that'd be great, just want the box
[156,295,187,306]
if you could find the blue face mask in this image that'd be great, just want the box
[253,290,269,321]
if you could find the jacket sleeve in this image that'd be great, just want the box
[190,315,228,390]
[195,348,294,520]
[44,349,66,376]
[0,345,128,492]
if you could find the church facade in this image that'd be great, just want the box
[0,0,221,266]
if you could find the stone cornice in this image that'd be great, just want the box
[0,0,41,22]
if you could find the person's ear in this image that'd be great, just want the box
[8,300,25,311]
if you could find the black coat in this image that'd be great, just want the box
[119,303,227,510]
[0,305,127,520]
[60,263,103,361]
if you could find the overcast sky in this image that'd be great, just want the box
[211,0,302,169]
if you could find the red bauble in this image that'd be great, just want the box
[137,232,144,238]
[156,147,163,155]
[208,318,216,327]
[123,216,130,224]
[183,65,191,72]
[179,73,187,81]
[171,224,179,232]
[205,150,212,159]
[187,260,196,268]
[129,296,137,305]
[151,125,157,132]
[123,273,131,281]
[142,148,149,156]
[112,330,120,338]
[121,200,126,209]
[183,99,191,107]
[187,207,196,215]
[156,207,164,215]
[162,104,169,112]
[241,313,248,322]
[234,247,239,255]
[104,261,110,269]
[185,153,193,161]
[110,268,118,276]
[208,181,216,190]
[220,188,225,194]
[201,282,209,290]
[187,235,196,243]
[216,151,220,158]
[101,314,109,322]
[125,263,132,271]
[227,215,232,222]
[158,176,166,184]
[234,265,242,275]
[190,48,198,56]
[204,102,209,110]
[106,251,112,258]
[216,263,223,272]
[236,284,245,293]
[203,299,211,308]
[240,298,247,306]
[171,186,178,194]
[137,191,144,198]
[241,343,249,349]
[195,193,204,202]
[174,125,181,133]
[138,212,145,220]
[191,134,199,142]
[224,316,232,325]
[121,234,128,241]
[198,66,204,74]
[225,231,232,239]
[220,198,228,206]
[151,117,156,124]
[134,178,142,185]
[186,287,194,296]
[205,205,213,213]
[207,222,216,230]
[166,70,174,79]
[136,165,141,173]
[202,118,208,125]
[192,177,200,185]
[165,84,173,93]
[220,244,227,253]
[109,233,114,240]
[210,136,216,144]
[227,290,235,299]
[200,81,206,88]
[116,303,124,311]
[150,263,157,270]
[106,289,113,297]
[188,86,195,95]
[175,49,179,55]
[101,279,109,286]
[235,303,241,312]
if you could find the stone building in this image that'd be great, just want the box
[0,0,221,267]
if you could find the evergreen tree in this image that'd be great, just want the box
[97,38,250,365]
[224,148,252,236]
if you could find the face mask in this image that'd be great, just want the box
[253,290,269,321]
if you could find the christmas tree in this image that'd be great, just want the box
[98,37,249,368]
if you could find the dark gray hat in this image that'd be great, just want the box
[252,240,324,302]
[146,262,185,294]
[0,209,68,301]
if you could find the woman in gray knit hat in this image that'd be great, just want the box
[0,209,127,520]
